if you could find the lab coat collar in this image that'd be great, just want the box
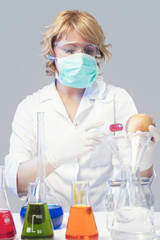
[39,75,107,103]
[85,75,107,100]
[38,80,69,118]
[38,76,108,119]
[74,76,107,117]
[38,80,57,103]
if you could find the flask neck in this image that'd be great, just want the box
[28,180,47,204]
[73,181,89,206]
[37,112,46,180]
[0,166,5,190]
[0,166,11,210]
[121,165,141,182]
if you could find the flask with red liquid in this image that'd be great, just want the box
[66,181,98,240]
[0,166,16,239]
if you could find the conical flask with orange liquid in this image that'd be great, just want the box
[0,166,16,239]
[65,181,99,240]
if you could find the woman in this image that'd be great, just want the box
[4,10,156,211]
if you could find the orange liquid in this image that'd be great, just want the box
[65,205,98,240]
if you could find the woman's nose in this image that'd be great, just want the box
[77,47,84,53]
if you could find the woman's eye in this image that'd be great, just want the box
[84,49,93,55]
[64,48,75,54]
[84,47,96,56]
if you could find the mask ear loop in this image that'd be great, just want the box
[49,55,57,61]
[46,55,57,74]
[48,55,59,79]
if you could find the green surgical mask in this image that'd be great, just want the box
[52,53,99,88]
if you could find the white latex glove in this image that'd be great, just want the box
[149,125,160,143]
[47,122,106,168]
[140,125,160,171]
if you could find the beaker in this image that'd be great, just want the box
[20,112,63,229]
[21,181,54,239]
[65,181,99,240]
[107,132,155,240]
[0,166,16,239]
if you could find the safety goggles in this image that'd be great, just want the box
[54,41,99,57]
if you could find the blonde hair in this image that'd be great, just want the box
[41,10,112,77]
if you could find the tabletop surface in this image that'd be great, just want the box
[13,211,160,240]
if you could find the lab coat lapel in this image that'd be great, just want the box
[75,91,93,117]
[39,77,107,120]
[39,79,69,119]
[75,76,107,118]
[50,92,69,118]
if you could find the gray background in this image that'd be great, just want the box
[0,0,160,212]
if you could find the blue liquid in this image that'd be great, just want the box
[20,204,63,229]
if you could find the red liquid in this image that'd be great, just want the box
[110,123,123,132]
[66,205,98,240]
[0,210,16,239]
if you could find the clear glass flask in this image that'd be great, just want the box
[107,132,155,240]
[0,166,16,239]
[141,177,154,223]
[20,112,63,229]
[65,181,99,240]
[105,177,154,232]
[105,179,122,231]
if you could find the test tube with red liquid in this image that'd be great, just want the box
[109,123,123,132]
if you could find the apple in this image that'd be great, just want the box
[125,113,155,133]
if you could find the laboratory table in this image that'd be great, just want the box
[13,212,160,240]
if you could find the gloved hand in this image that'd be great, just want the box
[47,122,106,168]
[149,125,160,143]
[140,125,160,171]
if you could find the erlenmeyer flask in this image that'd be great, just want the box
[0,166,16,239]
[20,112,63,229]
[107,132,155,240]
[65,181,99,240]
[46,197,63,230]
[21,112,54,239]
[20,192,63,230]
[21,181,54,239]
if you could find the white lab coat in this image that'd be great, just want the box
[5,76,137,211]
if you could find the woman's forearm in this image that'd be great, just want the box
[140,165,153,178]
[17,157,55,194]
